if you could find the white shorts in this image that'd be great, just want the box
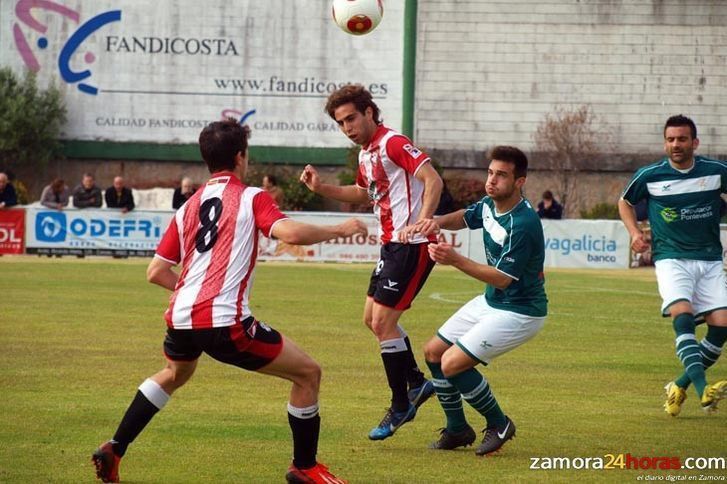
[437,296,545,364]
[654,258,727,318]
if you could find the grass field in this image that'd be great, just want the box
[1,257,725,483]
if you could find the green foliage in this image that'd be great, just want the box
[246,162,324,211]
[580,202,620,219]
[336,145,360,186]
[0,260,723,482]
[0,68,66,173]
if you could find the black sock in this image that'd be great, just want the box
[403,336,425,388]
[288,412,320,469]
[111,390,161,457]
[381,351,410,412]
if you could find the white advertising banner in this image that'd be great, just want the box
[258,212,470,263]
[469,219,630,269]
[2,1,404,145]
[541,219,631,269]
[25,207,174,257]
[23,207,632,268]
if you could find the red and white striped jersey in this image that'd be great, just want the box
[355,125,433,244]
[155,171,287,329]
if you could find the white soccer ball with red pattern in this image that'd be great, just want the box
[331,0,384,36]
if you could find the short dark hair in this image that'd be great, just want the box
[490,145,528,179]
[199,119,250,173]
[51,178,65,192]
[264,174,278,186]
[542,190,553,200]
[325,84,381,124]
[664,114,697,139]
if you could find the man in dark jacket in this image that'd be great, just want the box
[536,190,563,219]
[105,176,135,213]
[0,172,18,209]
[73,173,103,208]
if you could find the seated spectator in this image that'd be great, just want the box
[105,176,135,213]
[40,178,71,209]
[537,190,563,219]
[262,174,285,206]
[172,176,196,209]
[0,172,18,209]
[73,173,103,208]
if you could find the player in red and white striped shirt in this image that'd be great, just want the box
[93,119,365,484]
[300,85,444,441]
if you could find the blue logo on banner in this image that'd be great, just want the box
[36,212,67,242]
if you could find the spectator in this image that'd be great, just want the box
[40,178,71,209]
[172,176,196,209]
[0,172,18,209]
[105,176,135,213]
[537,190,563,219]
[73,173,103,208]
[262,174,285,206]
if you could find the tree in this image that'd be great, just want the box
[0,67,66,174]
[533,105,612,218]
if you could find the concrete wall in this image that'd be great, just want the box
[416,1,727,166]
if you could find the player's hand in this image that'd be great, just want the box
[338,218,368,238]
[398,218,439,243]
[630,231,649,253]
[428,242,459,265]
[299,164,320,192]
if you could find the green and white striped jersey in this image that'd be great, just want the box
[464,196,547,317]
[622,155,727,261]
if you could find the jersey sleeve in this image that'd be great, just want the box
[495,219,536,281]
[463,198,486,230]
[155,216,181,264]
[621,168,649,205]
[253,190,288,237]
[385,135,430,175]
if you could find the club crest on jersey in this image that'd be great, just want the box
[368,181,388,202]
[402,143,422,158]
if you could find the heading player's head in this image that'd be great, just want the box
[663,114,699,166]
[486,145,528,202]
[199,119,251,175]
[325,84,381,146]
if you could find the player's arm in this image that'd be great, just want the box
[147,257,178,290]
[429,242,512,289]
[299,164,369,204]
[271,217,368,245]
[413,162,443,221]
[399,208,467,242]
[618,198,649,253]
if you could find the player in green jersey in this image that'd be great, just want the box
[400,145,547,456]
[619,115,727,416]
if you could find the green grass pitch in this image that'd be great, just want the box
[0,257,724,483]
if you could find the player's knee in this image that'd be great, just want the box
[440,353,463,378]
[370,318,396,340]
[423,340,444,363]
[298,359,322,391]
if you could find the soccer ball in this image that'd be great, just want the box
[331,0,384,36]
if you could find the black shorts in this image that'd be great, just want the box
[163,316,283,371]
[367,242,435,310]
